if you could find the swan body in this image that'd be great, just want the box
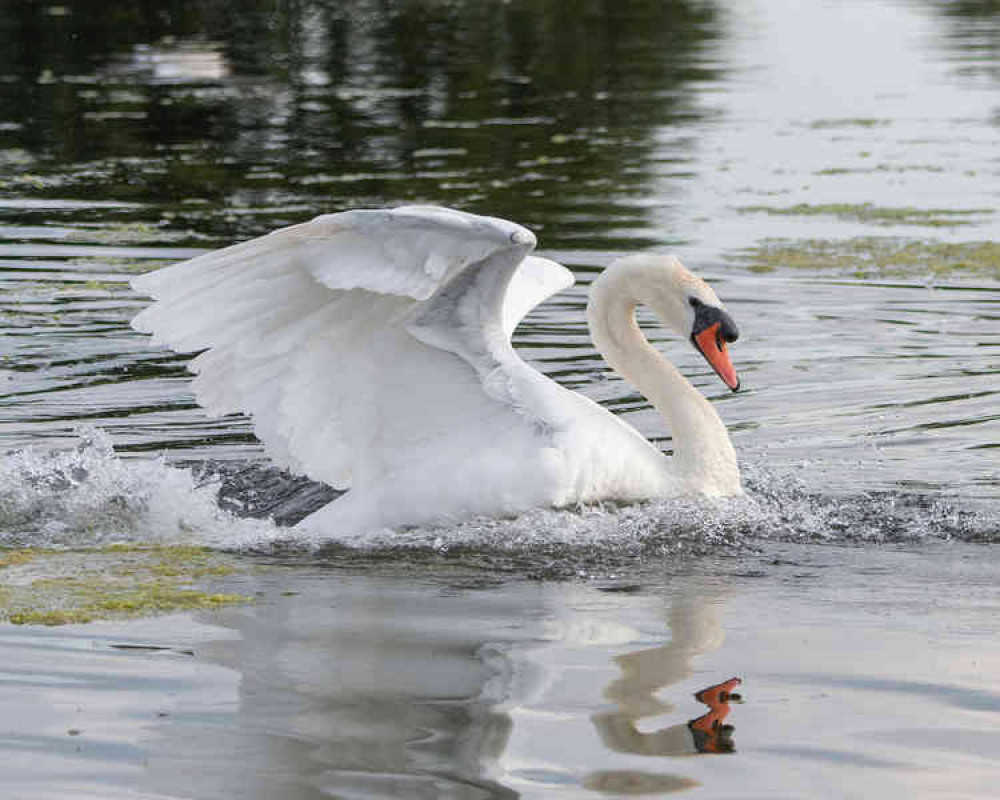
[131,206,742,537]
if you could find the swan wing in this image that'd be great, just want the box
[131,206,575,490]
[502,254,575,339]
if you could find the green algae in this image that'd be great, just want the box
[8,585,246,626]
[0,544,252,627]
[736,203,992,228]
[731,237,1000,279]
[9,609,98,626]
[80,279,126,291]
[0,549,35,568]
[65,222,193,246]
[68,257,175,274]
[814,164,946,176]
[807,118,890,129]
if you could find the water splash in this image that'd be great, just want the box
[1,432,996,564]
[0,429,280,550]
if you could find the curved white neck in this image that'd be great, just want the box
[586,266,740,495]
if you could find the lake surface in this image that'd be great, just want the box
[1,0,998,797]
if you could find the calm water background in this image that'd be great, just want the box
[1,0,999,797]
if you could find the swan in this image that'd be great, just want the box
[131,206,742,536]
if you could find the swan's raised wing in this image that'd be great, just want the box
[131,206,574,490]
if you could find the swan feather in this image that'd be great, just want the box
[132,206,574,498]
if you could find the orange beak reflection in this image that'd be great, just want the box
[693,323,740,392]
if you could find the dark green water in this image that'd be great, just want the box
[0,0,718,244]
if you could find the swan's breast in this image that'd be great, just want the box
[547,388,681,504]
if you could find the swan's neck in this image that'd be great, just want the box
[586,268,740,495]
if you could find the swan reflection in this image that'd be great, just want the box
[135,576,742,798]
[589,594,741,792]
[689,677,742,754]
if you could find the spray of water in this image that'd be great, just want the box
[1,430,996,562]
[0,429,280,551]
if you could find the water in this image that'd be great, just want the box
[1,0,999,797]
[3,546,1000,798]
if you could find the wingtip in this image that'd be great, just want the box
[129,274,151,296]
[510,229,536,247]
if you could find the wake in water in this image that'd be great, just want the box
[1,430,996,561]
[0,430,280,551]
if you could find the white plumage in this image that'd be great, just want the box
[132,206,743,537]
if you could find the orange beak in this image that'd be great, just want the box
[693,323,740,391]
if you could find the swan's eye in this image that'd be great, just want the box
[688,297,703,309]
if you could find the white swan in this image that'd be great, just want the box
[131,206,742,536]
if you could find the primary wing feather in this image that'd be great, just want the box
[131,206,574,490]
[502,255,574,340]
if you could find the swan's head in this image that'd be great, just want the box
[605,254,741,391]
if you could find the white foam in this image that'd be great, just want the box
[0,428,282,551]
[1,430,995,556]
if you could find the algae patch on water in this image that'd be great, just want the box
[0,549,35,568]
[806,118,891,130]
[735,203,992,228]
[813,164,946,176]
[0,544,251,626]
[731,237,1000,279]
